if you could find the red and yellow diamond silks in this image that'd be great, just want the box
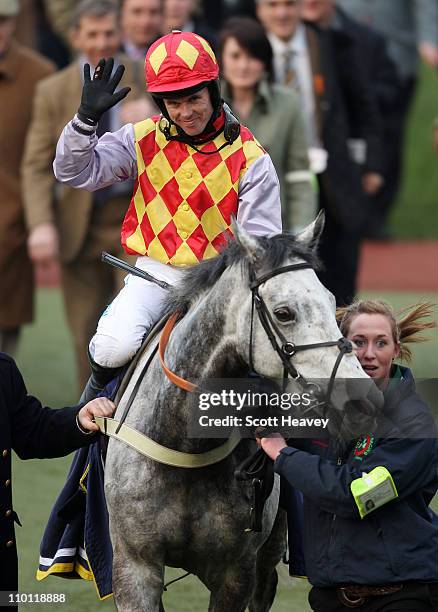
[121,117,265,266]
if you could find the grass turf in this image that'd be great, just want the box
[12,288,438,610]
[391,63,438,239]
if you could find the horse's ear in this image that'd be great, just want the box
[294,210,325,251]
[231,217,265,264]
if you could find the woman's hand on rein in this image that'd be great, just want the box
[256,432,288,461]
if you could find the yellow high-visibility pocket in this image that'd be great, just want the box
[350,466,398,519]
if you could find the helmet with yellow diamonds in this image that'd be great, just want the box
[145,30,219,95]
[145,30,240,146]
[144,30,239,147]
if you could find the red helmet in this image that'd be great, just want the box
[145,30,219,95]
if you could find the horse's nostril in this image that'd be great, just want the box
[345,399,377,418]
[307,382,322,398]
[360,400,376,417]
[345,378,383,409]
[367,383,384,412]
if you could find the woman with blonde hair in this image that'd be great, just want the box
[337,299,436,387]
[259,299,438,611]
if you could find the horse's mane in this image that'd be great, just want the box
[163,233,320,314]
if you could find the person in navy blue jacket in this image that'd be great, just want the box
[259,299,438,611]
[0,353,115,603]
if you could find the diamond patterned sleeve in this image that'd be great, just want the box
[237,154,282,236]
[53,120,137,191]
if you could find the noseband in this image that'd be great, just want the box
[248,262,353,406]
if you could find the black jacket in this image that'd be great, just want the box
[0,354,97,593]
[307,22,382,230]
[335,6,400,115]
[276,367,438,586]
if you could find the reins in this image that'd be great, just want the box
[96,311,241,468]
[158,313,196,393]
[97,258,353,468]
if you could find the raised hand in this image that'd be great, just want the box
[77,57,131,126]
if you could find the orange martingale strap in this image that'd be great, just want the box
[159,312,197,393]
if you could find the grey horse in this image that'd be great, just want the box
[104,215,378,611]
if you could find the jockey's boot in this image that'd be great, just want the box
[79,353,122,403]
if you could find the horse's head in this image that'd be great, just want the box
[233,212,383,440]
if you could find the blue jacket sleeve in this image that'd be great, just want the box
[274,436,438,519]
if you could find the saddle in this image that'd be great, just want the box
[104,313,275,533]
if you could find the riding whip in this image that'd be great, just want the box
[101,252,171,290]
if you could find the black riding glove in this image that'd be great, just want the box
[77,57,131,126]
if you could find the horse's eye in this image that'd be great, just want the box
[274,307,296,323]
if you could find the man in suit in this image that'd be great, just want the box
[121,0,163,61]
[0,353,115,605]
[301,0,401,240]
[118,0,162,126]
[22,0,142,389]
[256,0,383,305]
[337,0,438,238]
[0,0,55,357]
[162,0,218,50]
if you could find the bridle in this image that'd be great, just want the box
[248,262,354,407]
[95,259,355,468]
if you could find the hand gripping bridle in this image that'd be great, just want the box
[248,262,354,406]
[95,260,354,467]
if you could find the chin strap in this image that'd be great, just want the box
[158,103,240,154]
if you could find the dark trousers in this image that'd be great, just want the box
[317,207,361,307]
[309,583,438,612]
[365,77,417,236]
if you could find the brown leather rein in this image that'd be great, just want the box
[97,311,241,468]
[158,312,197,393]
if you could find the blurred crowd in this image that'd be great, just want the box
[1,0,438,387]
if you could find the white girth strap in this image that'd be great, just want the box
[95,416,241,468]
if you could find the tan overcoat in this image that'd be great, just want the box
[0,42,54,328]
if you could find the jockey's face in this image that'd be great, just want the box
[163,88,214,136]
[347,314,400,389]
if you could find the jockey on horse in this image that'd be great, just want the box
[53,30,282,400]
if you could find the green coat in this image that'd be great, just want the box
[222,80,316,231]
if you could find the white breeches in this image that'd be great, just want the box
[89,257,183,368]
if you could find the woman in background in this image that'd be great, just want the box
[219,16,316,231]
